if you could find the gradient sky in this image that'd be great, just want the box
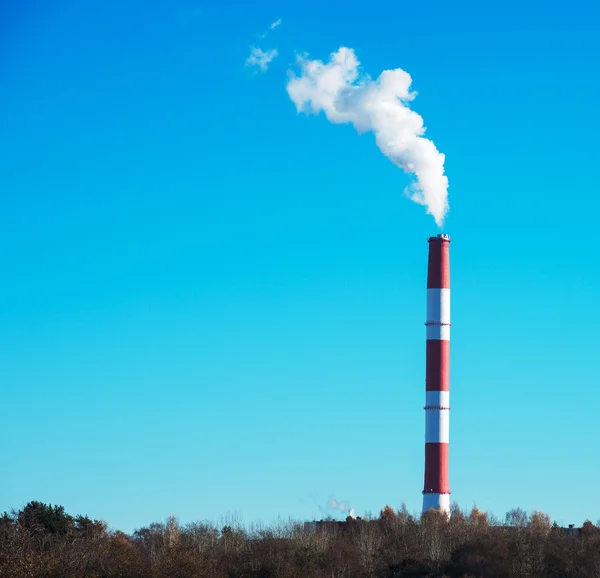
[1,0,600,533]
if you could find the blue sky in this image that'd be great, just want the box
[1,0,599,532]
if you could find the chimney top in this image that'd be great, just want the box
[429,233,450,242]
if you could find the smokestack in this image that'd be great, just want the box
[423,234,451,514]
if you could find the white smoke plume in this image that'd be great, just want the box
[286,47,449,226]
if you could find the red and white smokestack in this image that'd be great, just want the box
[423,234,451,514]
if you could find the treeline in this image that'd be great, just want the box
[1,501,600,577]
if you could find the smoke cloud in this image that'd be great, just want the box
[245,46,279,73]
[327,497,351,512]
[286,47,449,226]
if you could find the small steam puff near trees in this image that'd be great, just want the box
[2,500,600,577]
[318,497,356,520]
[286,47,449,227]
